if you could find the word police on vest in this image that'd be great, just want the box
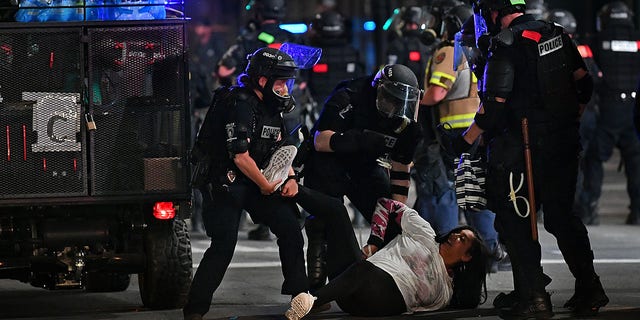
[538,35,563,56]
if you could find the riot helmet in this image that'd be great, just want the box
[454,16,486,77]
[546,8,577,35]
[254,0,287,21]
[244,47,298,113]
[443,4,474,41]
[525,0,548,20]
[311,10,346,39]
[473,0,526,37]
[372,64,422,123]
[597,1,635,31]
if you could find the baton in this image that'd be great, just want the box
[521,118,538,241]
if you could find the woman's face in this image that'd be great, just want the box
[443,229,476,263]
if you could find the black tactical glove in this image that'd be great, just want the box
[437,123,472,157]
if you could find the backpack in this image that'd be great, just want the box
[190,85,234,188]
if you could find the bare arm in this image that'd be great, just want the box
[313,130,336,152]
[233,152,280,195]
[420,85,448,106]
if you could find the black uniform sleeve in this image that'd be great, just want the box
[564,33,588,73]
[225,96,255,155]
[314,85,354,133]
[391,122,423,165]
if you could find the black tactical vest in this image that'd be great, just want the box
[595,27,640,94]
[308,40,362,105]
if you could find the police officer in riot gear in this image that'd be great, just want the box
[217,0,302,240]
[386,6,433,89]
[579,1,640,226]
[414,3,506,273]
[303,64,423,293]
[307,10,365,124]
[217,0,298,87]
[455,0,608,318]
[183,47,308,320]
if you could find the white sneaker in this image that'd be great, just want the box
[262,145,297,190]
[284,292,316,320]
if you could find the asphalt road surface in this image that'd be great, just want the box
[1,151,639,320]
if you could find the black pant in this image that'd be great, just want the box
[183,180,308,316]
[487,128,597,299]
[295,187,406,316]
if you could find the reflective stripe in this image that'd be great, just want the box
[429,71,456,89]
[440,112,476,128]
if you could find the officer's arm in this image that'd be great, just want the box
[573,67,592,115]
[421,85,448,106]
[233,152,280,195]
[313,89,352,152]
[390,160,411,204]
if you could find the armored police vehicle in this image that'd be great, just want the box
[0,1,192,309]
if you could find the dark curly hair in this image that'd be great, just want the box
[436,225,490,308]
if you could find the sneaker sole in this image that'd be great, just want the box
[262,145,297,190]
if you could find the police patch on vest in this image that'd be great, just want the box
[610,40,639,52]
[538,35,563,56]
[261,125,281,139]
[225,123,235,139]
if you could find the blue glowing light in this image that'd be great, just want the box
[363,21,376,31]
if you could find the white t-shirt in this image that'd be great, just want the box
[367,208,453,313]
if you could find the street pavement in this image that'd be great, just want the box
[189,151,640,320]
[0,151,638,320]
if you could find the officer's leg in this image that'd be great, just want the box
[580,126,615,225]
[617,127,640,224]
[542,144,609,315]
[255,198,308,295]
[183,186,244,317]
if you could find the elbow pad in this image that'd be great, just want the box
[474,100,506,131]
[575,73,593,105]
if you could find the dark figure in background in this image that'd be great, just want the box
[217,0,301,240]
[543,9,604,225]
[578,1,640,226]
[386,5,432,89]
[306,10,365,126]
[284,195,489,320]
[415,3,505,273]
[183,47,307,320]
[524,0,547,20]
[189,17,226,234]
[303,64,423,293]
[456,0,607,318]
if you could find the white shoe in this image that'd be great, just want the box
[284,292,316,320]
[262,145,297,190]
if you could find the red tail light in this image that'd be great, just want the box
[153,202,176,220]
[313,63,328,73]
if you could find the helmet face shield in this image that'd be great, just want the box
[376,80,421,120]
[454,30,481,71]
[279,42,322,70]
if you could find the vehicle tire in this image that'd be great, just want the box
[139,218,192,309]
[84,272,131,292]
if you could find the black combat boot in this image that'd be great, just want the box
[564,275,609,316]
[499,292,553,320]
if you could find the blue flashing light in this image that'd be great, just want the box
[363,21,376,31]
[279,23,308,34]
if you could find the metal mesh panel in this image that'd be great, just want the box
[0,28,85,198]
[88,24,187,195]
